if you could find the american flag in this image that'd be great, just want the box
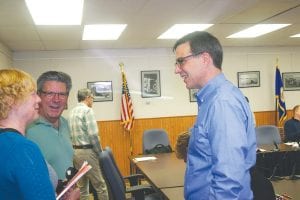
[121,69,134,131]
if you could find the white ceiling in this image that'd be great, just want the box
[0,0,300,52]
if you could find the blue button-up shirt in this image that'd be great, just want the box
[184,73,256,200]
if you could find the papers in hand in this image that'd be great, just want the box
[133,156,157,162]
[56,161,92,200]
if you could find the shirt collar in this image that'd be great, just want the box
[34,116,64,128]
[196,73,226,106]
[78,102,88,107]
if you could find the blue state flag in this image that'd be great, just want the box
[275,67,287,123]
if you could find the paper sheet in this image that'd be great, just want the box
[133,156,157,162]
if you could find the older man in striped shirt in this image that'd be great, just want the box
[69,88,108,200]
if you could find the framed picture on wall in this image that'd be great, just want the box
[189,89,198,102]
[237,71,260,88]
[141,70,161,98]
[282,72,300,91]
[87,81,113,102]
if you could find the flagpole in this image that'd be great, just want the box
[119,62,124,73]
[275,58,278,126]
[119,62,133,157]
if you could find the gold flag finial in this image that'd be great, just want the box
[276,58,279,66]
[119,62,124,72]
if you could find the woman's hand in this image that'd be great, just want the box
[61,186,80,200]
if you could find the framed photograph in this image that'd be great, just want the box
[189,89,198,102]
[87,81,113,102]
[141,70,161,98]
[282,72,300,91]
[237,71,260,88]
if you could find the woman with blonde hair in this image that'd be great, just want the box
[0,68,56,199]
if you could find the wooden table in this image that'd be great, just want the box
[161,187,184,200]
[131,151,300,200]
[131,153,185,189]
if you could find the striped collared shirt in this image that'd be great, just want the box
[69,102,102,153]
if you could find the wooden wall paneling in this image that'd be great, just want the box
[254,110,292,126]
[98,116,196,176]
[254,111,276,126]
[98,121,131,176]
[98,110,292,176]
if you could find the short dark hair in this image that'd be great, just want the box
[77,88,93,102]
[173,31,223,69]
[37,71,72,94]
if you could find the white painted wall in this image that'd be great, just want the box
[0,42,12,68]
[13,47,300,121]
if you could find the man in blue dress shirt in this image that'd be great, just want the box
[173,31,257,200]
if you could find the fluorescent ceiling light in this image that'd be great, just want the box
[82,24,127,40]
[25,0,84,25]
[290,33,300,38]
[227,24,290,38]
[158,24,214,39]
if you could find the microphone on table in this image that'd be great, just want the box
[273,141,279,151]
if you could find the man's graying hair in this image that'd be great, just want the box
[173,31,223,69]
[293,105,300,115]
[37,71,72,93]
[77,88,92,102]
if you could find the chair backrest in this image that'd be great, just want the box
[99,150,126,200]
[255,125,281,145]
[103,146,126,189]
[142,129,170,153]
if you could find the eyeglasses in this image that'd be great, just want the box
[175,52,203,68]
[40,90,69,99]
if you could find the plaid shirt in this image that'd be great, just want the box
[69,102,102,154]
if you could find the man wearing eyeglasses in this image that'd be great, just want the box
[68,88,108,200]
[26,71,74,181]
[174,31,256,200]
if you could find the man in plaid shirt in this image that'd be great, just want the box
[69,88,108,200]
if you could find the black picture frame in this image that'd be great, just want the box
[189,89,198,102]
[282,72,300,91]
[237,71,260,88]
[141,70,161,98]
[87,81,113,102]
